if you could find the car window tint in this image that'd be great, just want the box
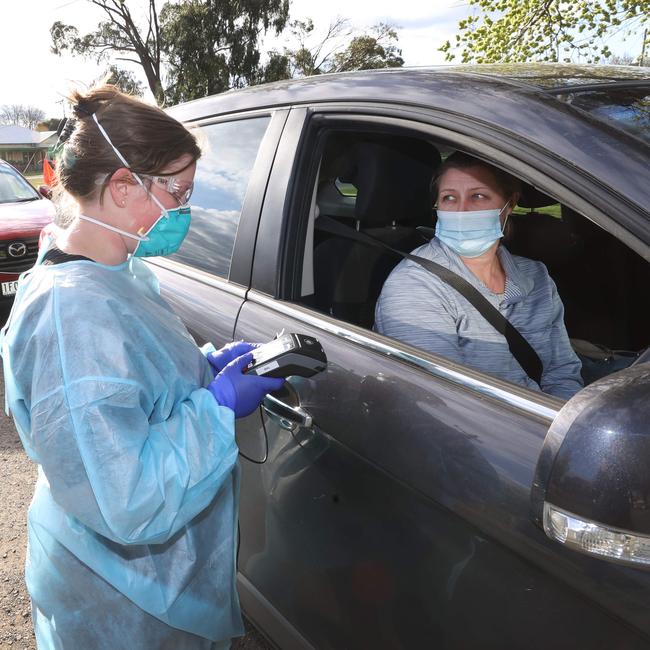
[167,116,271,277]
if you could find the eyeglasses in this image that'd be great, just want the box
[145,175,194,205]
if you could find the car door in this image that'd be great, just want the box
[233,107,650,649]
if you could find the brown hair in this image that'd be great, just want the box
[433,152,522,202]
[54,84,201,221]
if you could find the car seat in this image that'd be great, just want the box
[559,206,645,350]
[508,201,647,352]
[313,136,441,327]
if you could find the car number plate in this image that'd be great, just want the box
[1,281,19,296]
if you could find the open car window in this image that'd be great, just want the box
[294,127,650,399]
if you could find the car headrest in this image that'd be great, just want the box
[347,139,441,227]
[507,211,578,266]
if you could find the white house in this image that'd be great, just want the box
[0,125,58,174]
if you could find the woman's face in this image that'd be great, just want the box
[437,165,510,217]
[127,153,197,240]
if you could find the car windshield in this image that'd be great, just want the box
[0,165,40,204]
[553,84,650,145]
[444,65,650,144]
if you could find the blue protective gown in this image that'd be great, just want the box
[1,254,244,649]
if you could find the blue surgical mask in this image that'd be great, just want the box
[78,114,192,257]
[79,204,191,258]
[435,202,510,258]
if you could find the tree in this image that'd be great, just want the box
[273,17,353,77]
[161,0,290,104]
[51,0,290,105]
[95,65,145,96]
[36,118,65,132]
[262,18,403,82]
[51,0,164,102]
[332,23,404,72]
[258,52,292,83]
[607,50,649,66]
[0,104,46,129]
[440,0,650,64]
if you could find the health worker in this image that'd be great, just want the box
[0,84,283,649]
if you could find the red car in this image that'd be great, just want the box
[0,161,54,299]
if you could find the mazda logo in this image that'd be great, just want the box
[8,242,27,258]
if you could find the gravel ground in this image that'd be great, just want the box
[0,307,271,650]
[0,364,36,650]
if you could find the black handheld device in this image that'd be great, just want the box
[246,333,327,378]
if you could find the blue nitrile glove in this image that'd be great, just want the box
[208,352,285,418]
[207,341,259,375]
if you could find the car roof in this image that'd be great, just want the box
[441,63,650,89]
[168,64,650,120]
[168,64,649,221]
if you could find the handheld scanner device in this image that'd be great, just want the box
[246,333,327,378]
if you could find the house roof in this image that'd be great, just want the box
[0,124,56,145]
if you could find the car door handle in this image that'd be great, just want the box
[262,394,313,430]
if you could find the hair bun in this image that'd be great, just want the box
[68,86,117,119]
[71,99,93,119]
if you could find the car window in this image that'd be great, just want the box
[0,165,39,203]
[557,86,650,144]
[167,116,270,277]
[295,127,650,400]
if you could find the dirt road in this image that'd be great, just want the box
[0,369,36,650]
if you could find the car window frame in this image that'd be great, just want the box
[250,104,650,421]
[147,108,289,289]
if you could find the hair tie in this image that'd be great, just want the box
[75,103,93,116]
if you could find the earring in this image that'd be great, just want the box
[121,200,126,207]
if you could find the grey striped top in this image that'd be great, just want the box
[374,238,583,400]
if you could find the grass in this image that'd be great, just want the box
[512,204,562,219]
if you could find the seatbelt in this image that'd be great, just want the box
[316,216,543,386]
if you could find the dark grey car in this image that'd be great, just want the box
[147,64,650,649]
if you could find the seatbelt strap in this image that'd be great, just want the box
[316,216,543,386]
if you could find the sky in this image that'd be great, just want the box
[0,0,470,117]
[0,0,645,120]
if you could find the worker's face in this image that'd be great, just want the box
[121,154,197,251]
[436,165,512,224]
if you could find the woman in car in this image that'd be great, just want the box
[1,84,283,649]
[374,152,583,400]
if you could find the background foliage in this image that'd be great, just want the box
[50,0,404,105]
[440,0,649,64]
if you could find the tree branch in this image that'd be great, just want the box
[114,56,143,65]
[509,0,553,53]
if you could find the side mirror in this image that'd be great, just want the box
[531,364,650,568]
[38,185,52,200]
